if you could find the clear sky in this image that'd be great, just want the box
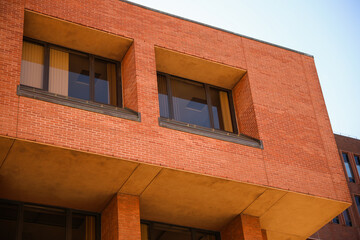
[128,0,360,139]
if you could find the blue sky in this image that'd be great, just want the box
[128,0,360,139]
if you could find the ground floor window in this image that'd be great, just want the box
[0,200,99,240]
[141,220,220,240]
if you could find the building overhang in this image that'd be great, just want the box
[0,136,350,240]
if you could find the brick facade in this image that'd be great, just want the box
[0,0,352,239]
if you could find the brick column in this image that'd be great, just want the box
[221,214,266,240]
[101,193,141,240]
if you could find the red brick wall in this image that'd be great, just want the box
[0,0,350,203]
[221,214,264,240]
[122,43,138,112]
[101,194,141,240]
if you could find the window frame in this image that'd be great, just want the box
[22,37,122,107]
[0,198,101,240]
[158,72,238,134]
[18,37,140,121]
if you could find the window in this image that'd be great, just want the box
[141,221,220,240]
[355,195,360,216]
[355,155,360,177]
[343,209,352,226]
[0,199,99,240]
[20,39,120,106]
[158,73,236,133]
[332,216,340,224]
[342,152,355,182]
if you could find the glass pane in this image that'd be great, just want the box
[0,202,18,240]
[68,53,90,101]
[171,77,210,128]
[355,196,360,216]
[157,74,169,118]
[72,213,96,240]
[195,231,217,240]
[343,153,355,182]
[150,223,191,240]
[94,59,110,105]
[210,88,233,132]
[49,48,69,96]
[332,216,339,224]
[343,209,352,226]
[23,205,66,240]
[20,41,44,89]
[355,156,360,178]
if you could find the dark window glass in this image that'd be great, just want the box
[150,223,192,240]
[23,205,66,240]
[343,153,355,182]
[158,74,169,118]
[210,88,233,132]
[171,77,210,128]
[343,209,352,226]
[0,202,18,240]
[332,216,340,224]
[68,53,90,101]
[195,231,217,240]
[355,155,360,178]
[355,196,360,216]
[72,213,96,240]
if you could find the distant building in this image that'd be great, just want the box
[311,134,360,240]
[0,1,352,240]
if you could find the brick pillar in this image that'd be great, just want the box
[101,193,141,240]
[221,214,266,240]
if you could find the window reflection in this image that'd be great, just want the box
[171,77,210,128]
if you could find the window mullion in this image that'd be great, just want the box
[16,203,23,240]
[89,55,95,101]
[43,43,50,91]
[166,74,174,120]
[66,209,72,240]
[205,84,215,129]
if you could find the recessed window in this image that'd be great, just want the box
[332,216,340,224]
[355,155,360,177]
[141,221,220,240]
[343,209,352,227]
[157,73,236,133]
[20,39,120,107]
[342,153,355,183]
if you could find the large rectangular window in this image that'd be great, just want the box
[0,199,99,240]
[20,39,120,107]
[342,152,355,183]
[158,73,236,133]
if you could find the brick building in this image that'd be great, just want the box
[0,0,352,240]
[310,134,360,240]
